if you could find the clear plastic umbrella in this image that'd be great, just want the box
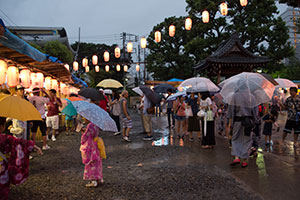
[275,78,297,88]
[166,91,187,102]
[178,77,219,92]
[220,72,275,108]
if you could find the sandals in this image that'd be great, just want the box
[230,158,241,166]
[241,162,248,168]
[85,181,98,188]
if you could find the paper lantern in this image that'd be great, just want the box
[240,0,247,6]
[85,66,89,73]
[82,58,88,67]
[155,31,161,43]
[124,65,128,72]
[20,69,31,88]
[73,61,78,71]
[0,60,7,85]
[140,37,147,49]
[104,51,110,62]
[169,25,175,37]
[116,64,121,72]
[115,47,121,58]
[7,66,19,87]
[105,65,109,72]
[220,2,228,16]
[136,64,140,72]
[127,42,133,53]
[45,77,51,90]
[185,17,192,30]
[36,72,44,88]
[64,64,69,71]
[202,10,209,23]
[95,65,100,72]
[51,79,58,90]
[92,55,98,65]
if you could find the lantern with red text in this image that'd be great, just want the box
[185,18,192,30]
[95,65,99,72]
[73,61,78,71]
[92,55,98,65]
[140,37,147,49]
[0,60,7,85]
[115,47,121,58]
[105,65,109,72]
[7,66,19,87]
[85,66,90,73]
[127,42,133,53]
[116,64,121,72]
[82,58,88,67]
[169,25,175,37]
[220,2,228,16]
[124,65,128,72]
[45,77,51,90]
[202,10,209,23]
[20,69,31,88]
[155,31,161,43]
[240,0,247,7]
[104,51,110,62]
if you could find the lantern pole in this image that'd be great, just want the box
[138,44,141,84]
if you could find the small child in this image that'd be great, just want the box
[262,110,276,145]
[65,114,75,135]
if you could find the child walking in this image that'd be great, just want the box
[80,119,103,187]
[262,111,276,146]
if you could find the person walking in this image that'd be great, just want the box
[166,89,175,128]
[282,87,300,147]
[175,96,186,139]
[46,89,62,142]
[263,110,277,146]
[199,92,215,148]
[110,91,121,136]
[142,96,154,141]
[80,119,103,187]
[120,90,132,142]
[28,88,50,150]
[186,92,200,142]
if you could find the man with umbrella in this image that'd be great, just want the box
[166,89,175,128]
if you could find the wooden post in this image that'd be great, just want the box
[217,64,222,84]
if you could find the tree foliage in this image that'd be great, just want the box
[279,0,300,7]
[147,0,294,80]
[71,42,131,88]
[43,41,73,63]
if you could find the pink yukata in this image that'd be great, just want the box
[80,123,103,181]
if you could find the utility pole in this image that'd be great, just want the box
[138,44,141,84]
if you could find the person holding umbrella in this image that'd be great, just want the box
[166,89,175,128]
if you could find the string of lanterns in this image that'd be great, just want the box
[0,59,78,95]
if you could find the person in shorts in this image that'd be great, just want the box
[46,89,62,142]
[283,87,300,147]
[120,90,132,142]
[28,88,50,150]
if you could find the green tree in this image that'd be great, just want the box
[71,42,131,88]
[43,41,73,63]
[279,0,300,7]
[147,0,294,80]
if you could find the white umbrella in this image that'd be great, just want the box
[275,78,297,88]
[178,77,219,92]
[220,72,275,108]
[132,87,143,96]
[166,91,187,102]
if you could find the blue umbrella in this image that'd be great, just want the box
[71,101,117,132]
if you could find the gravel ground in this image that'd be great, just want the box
[8,128,262,200]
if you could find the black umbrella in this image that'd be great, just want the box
[78,88,105,101]
[139,85,161,104]
[153,83,176,93]
[261,73,278,86]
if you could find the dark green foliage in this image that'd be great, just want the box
[279,0,300,7]
[43,41,73,63]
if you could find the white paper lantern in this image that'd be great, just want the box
[185,17,192,30]
[92,55,98,65]
[169,25,175,37]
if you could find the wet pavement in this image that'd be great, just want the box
[8,109,300,200]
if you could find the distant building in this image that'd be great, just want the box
[280,7,300,62]
[7,26,75,54]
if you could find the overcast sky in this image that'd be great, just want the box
[0,0,289,47]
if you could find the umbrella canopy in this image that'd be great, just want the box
[166,91,187,102]
[79,88,105,102]
[153,84,176,93]
[178,77,219,93]
[261,73,278,86]
[139,85,161,104]
[0,94,42,121]
[220,72,275,108]
[71,101,117,132]
[132,87,143,96]
[62,102,77,117]
[97,79,123,88]
[67,96,84,101]
[275,78,297,88]
[167,78,184,82]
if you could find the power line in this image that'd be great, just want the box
[0,8,18,26]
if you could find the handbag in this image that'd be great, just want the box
[94,137,107,159]
[197,110,206,118]
[185,106,193,117]
[206,107,214,121]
